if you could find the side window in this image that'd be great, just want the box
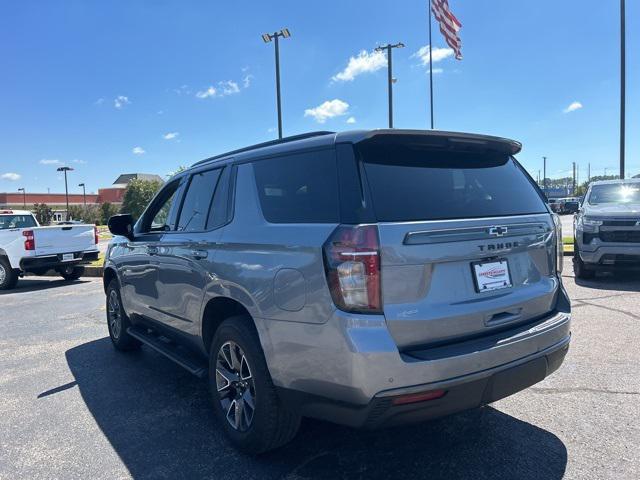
[140,180,182,233]
[252,150,339,223]
[176,168,222,232]
[207,167,232,230]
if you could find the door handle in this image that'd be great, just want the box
[191,249,208,259]
[147,246,159,255]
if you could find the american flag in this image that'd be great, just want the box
[431,0,463,60]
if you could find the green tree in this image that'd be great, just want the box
[33,203,53,225]
[120,179,163,221]
[67,204,84,221]
[100,202,120,225]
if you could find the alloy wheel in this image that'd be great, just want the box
[0,264,6,285]
[107,290,122,339]
[215,341,256,432]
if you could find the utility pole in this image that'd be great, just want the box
[572,162,576,195]
[588,163,591,182]
[543,156,547,197]
[538,170,541,184]
[375,42,405,128]
[79,183,86,211]
[17,188,26,209]
[620,0,626,178]
[261,29,291,139]
[56,166,74,220]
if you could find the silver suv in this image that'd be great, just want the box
[104,130,571,453]
[574,179,640,278]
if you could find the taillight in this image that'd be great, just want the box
[23,230,35,251]
[323,224,382,314]
[552,214,563,274]
[94,226,99,245]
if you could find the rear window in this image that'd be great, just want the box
[252,150,339,223]
[0,214,37,230]
[359,144,547,222]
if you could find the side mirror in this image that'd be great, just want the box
[108,214,134,241]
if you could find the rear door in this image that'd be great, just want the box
[355,138,557,350]
[153,165,231,340]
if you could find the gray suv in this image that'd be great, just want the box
[574,179,640,278]
[104,130,571,453]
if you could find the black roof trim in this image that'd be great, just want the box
[191,131,335,167]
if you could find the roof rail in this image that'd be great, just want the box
[191,131,335,167]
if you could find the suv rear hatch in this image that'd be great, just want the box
[354,133,558,350]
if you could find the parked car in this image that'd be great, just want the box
[0,210,99,289]
[547,198,560,213]
[574,179,640,278]
[556,197,580,214]
[104,130,571,453]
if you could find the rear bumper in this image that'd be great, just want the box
[278,336,569,428]
[259,284,571,427]
[19,250,99,272]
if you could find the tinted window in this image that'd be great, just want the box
[177,168,222,231]
[359,144,547,221]
[0,214,37,230]
[141,180,181,232]
[253,150,339,223]
[207,167,231,229]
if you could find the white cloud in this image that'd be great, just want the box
[39,159,61,165]
[196,80,241,99]
[1,172,21,181]
[73,159,87,164]
[173,85,191,95]
[132,146,146,155]
[242,74,254,88]
[94,98,105,106]
[304,99,350,123]
[563,101,583,113]
[163,132,179,140]
[346,116,356,124]
[427,68,444,74]
[219,80,240,95]
[332,50,387,82]
[114,95,131,109]
[196,86,217,99]
[412,45,454,66]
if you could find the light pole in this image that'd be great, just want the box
[261,28,291,139]
[17,188,26,209]
[543,156,547,197]
[78,183,86,209]
[375,42,405,128]
[620,0,626,179]
[56,166,74,220]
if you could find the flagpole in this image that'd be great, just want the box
[620,0,626,179]
[428,1,435,129]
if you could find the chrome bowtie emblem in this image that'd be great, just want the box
[489,226,508,237]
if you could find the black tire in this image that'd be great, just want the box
[0,257,19,290]
[106,279,141,351]
[573,243,596,279]
[59,265,84,281]
[209,316,300,454]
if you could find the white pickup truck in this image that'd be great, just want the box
[0,210,100,290]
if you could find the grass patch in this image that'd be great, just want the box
[89,253,104,267]
[562,236,574,245]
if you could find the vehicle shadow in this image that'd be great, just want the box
[64,338,568,480]
[573,272,640,292]
[0,278,90,295]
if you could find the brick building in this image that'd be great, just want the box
[0,173,163,220]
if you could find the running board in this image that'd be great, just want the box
[126,327,207,378]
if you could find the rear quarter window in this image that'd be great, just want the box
[252,149,339,223]
[358,144,547,222]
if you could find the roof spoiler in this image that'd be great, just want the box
[353,129,522,155]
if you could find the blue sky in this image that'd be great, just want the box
[0,0,638,194]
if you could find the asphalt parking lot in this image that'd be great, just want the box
[1,258,638,480]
